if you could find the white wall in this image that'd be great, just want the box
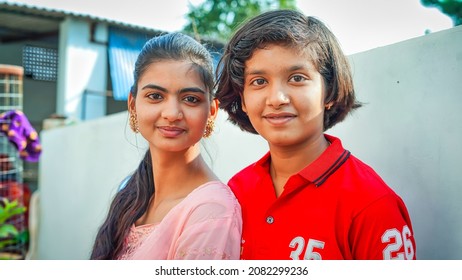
[37,112,146,259]
[56,18,108,121]
[329,25,462,260]
[37,25,462,259]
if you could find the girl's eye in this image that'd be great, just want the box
[251,78,267,86]
[147,93,163,100]
[183,96,200,104]
[289,75,307,83]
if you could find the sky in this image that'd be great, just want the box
[5,0,454,55]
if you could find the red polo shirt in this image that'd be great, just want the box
[229,134,416,260]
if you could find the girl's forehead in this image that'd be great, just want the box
[145,59,192,70]
[140,60,200,79]
[248,43,316,65]
[139,61,205,84]
[253,41,314,56]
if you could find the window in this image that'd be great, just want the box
[22,45,58,82]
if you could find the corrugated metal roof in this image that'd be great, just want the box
[0,1,225,46]
[0,1,165,43]
[0,1,161,32]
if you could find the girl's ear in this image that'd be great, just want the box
[127,92,136,113]
[325,101,334,110]
[209,98,219,120]
[240,93,247,113]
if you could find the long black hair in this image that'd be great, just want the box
[90,32,215,259]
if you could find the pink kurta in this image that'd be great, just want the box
[118,181,242,260]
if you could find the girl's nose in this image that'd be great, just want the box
[161,101,183,122]
[266,84,290,108]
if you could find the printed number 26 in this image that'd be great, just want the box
[382,225,415,260]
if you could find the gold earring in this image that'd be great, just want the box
[203,118,214,138]
[129,112,139,133]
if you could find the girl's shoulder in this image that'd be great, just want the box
[190,180,237,203]
[182,180,241,217]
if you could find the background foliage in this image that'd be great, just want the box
[421,0,462,25]
[183,0,297,41]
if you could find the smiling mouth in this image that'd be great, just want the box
[157,126,186,137]
[263,113,296,125]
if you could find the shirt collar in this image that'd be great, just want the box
[299,134,350,186]
[252,134,350,187]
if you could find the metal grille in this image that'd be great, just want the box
[0,64,26,260]
[23,45,58,82]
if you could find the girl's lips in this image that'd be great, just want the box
[263,113,296,125]
[157,126,185,137]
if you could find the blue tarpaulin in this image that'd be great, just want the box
[108,28,149,101]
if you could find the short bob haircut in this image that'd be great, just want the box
[215,9,361,134]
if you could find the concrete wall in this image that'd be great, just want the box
[56,18,108,121]
[36,112,145,259]
[37,25,462,259]
[330,25,462,260]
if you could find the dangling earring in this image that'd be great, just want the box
[129,111,139,133]
[203,118,215,138]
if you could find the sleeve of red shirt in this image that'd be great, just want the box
[349,193,417,260]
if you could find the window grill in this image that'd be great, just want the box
[0,64,26,260]
[22,45,58,82]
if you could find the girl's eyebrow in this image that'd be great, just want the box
[141,84,205,95]
[178,87,206,95]
[141,84,168,92]
[245,64,312,76]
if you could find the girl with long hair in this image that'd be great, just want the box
[91,32,241,260]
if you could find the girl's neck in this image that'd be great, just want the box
[269,134,329,196]
[150,148,216,199]
[136,148,217,226]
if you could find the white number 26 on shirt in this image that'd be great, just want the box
[382,225,415,260]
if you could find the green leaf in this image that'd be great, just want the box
[0,198,27,224]
[0,239,17,250]
[14,230,29,244]
[0,224,18,238]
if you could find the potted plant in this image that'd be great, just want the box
[0,197,27,260]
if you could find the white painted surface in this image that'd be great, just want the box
[56,18,108,121]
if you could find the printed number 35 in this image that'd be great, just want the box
[289,237,325,260]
